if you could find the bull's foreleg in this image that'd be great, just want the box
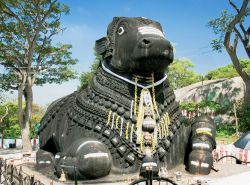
[55,138,112,179]
[187,115,216,175]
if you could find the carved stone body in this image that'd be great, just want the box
[38,17,216,180]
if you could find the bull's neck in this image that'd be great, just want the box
[87,64,167,111]
[101,61,167,89]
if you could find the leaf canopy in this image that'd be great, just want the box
[0,0,78,90]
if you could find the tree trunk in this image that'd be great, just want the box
[244,79,250,108]
[230,56,250,108]
[18,76,32,152]
[225,44,250,108]
[21,123,32,152]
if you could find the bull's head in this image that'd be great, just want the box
[96,17,174,76]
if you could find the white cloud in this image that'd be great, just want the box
[123,6,131,13]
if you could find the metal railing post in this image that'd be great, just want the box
[18,165,23,185]
[30,174,34,185]
[0,158,3,183]
[74,165,77,185]
[10,163,14,185]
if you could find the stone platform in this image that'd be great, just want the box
[21,162,250,185]
[1,149,250,185]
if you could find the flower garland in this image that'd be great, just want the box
[106,110,112,127]
[104,73,172,153]
[125,122,130,140]
[115,115,120,129]
[151,73,159,116]
[134,77,138,116]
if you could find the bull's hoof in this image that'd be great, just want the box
[66,138,112,179]
[187,150,213,175]
[36,149,55,175]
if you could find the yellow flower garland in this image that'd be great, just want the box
[125,122,130,140]
[115,115,120,129]
[161,121,165,137]
[136,89,145,129]
[164,112,170,136]
[152,136,156,151]
[151,73,158,114]
[134,77,138,116]
[140,135,144,151]
[106,110,112,127]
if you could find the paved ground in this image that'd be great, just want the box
[1,149,250,185]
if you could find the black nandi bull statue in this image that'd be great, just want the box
[38,17,216,180]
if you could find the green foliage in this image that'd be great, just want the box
[29,104,44,138]
[79,52,101,90]
[0,101,44,138]
[216,124,236,137]
[207,10,234,52]
[167,58,202,89]
[179,102,197,112]
[205,59,250,80]
[180,100,221,113]
[238,108,250,133]
[236,100,250,133]
[0,101,18,126]
[4,125,21,139]
[199,100,221,112]
[207,4,249,52]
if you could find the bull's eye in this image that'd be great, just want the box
[117,26,125,36]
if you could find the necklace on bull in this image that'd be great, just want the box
[101,61,168,89]
[102,61,171,155]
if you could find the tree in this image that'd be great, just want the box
[167,58,202,89]
[0,0,78,151]
[79,51,101,90]
[208,0,250,108]
[205,59,250,80]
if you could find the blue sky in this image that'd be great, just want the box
[2,0,249,106]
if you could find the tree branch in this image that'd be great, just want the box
[234,27,245,44]
[33,0,58,43]
[0,105,8,123]
[224,0,249,48]
[229,0,248,39]
[233,34,239,50]
[229,0,240,13]
[234,27,250,57]
[0,0,31,44]
[224,0,250,82]
[0,34,28,53]
[0,60,22,74]
[0,48,25,67]
[28,0,57,67]
[27,0,57,79]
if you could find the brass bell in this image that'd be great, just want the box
[59,169,67,182]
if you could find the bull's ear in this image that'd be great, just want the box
[95,37,109,55]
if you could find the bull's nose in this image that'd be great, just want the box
[140,39,151,48]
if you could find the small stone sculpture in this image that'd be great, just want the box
[37,17,216,180]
